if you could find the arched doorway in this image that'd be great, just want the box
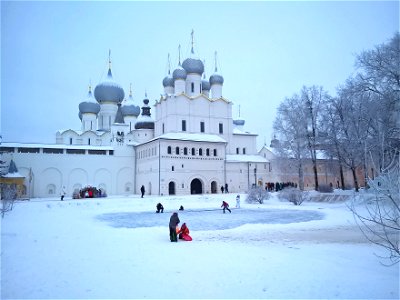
[169,181,176,195]
[211,181,218,194]
[190,178,203,194]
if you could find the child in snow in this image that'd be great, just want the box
[169,212,180,242]
[236,195,240,208]
[60,186,66,201]
[178,223,192,241]
[156,203,164,213]
[221,201,231,213]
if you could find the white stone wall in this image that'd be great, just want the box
[4,145,135,198]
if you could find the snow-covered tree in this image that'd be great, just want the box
[349,157,400,264]
[246,186,269,204]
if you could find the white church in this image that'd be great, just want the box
[1,37,279,198]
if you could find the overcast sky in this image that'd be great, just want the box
[1,1,398,149]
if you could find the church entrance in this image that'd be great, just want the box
[211,181,218,194]
[190,178,203,194]
[168,181,176,195]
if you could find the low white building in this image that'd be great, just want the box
[1,37,276,198]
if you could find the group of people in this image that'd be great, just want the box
[164,195,241,242]
[265,182,297,192]
[169,212,192,242]
[220,183,229,193]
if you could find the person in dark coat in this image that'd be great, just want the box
[140,185,145,198]
[221,200,231,213]
[156,203,164,213]
[169,212,180,242]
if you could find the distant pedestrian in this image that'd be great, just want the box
[156,203,164,213]
[221,201,231,213]
[225,183,229,193]
[169,212,180,242]
[179,205,184,211]
[60,186,66,201]
[236,194,240,208]
[140,185,145,198]
[221,186,224,193]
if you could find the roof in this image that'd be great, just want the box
[226,154,268,163]
[1,142,113,151]
[139,132,227,146]
[232,128,258,136]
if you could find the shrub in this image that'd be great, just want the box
[246,186,270,204]
[278,187,308,205]
[318,184,333,193]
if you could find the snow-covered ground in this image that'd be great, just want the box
[1,192,399,299]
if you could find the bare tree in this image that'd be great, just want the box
[1,183,17,218]
[273,94,309,190]
[349,155,400,264]
[300,85,329,191]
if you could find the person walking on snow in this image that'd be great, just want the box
[60,186,66,201]
[236,194,240,208]
[221,201,231,213]
[169,212,180,242]
[140,185,145,198]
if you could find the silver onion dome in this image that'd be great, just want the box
[182,57,204,75]
[121,94,140,117]
[233,119,245,126]
[202,79,210,91]
[162,74,174,87]
[79,89,101,115]
[210,72,224,85]
[94,69,125,103]
[172,65,187,80]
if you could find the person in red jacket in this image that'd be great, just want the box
[178,223,192,241]
[221,201,231,213]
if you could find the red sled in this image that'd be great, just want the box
[180,234,192,241]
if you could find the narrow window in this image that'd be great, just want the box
[184,147,188,155]
[213,149,217,156]
[199,148,203,156]
[192,148,196,155]
[88,138,91,145]
[69,138,73,145]
[236,148,239,154]
[182,120,186,131]
[176,146,180,155]
[219,123,223,134]
[167,146,172,154]
[172,166,175,171]
[243,148,246,154]
[206,148,210,156]
[191,82,194,93]
[162,123,165,134]
[200,122,205,133]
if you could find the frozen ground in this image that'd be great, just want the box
[1,192,399,299]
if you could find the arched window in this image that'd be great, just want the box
[206,148,210,156]
[184,147,188,155]
[199,148,203,156]
[176,147,180,155]
[213,149,217,156]
[192,148,196,155]
[167,146,172,154]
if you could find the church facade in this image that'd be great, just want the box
[1,42,278,198]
